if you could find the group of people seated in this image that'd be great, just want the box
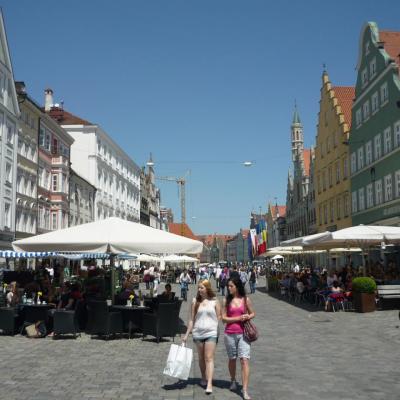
[277,267,354,311]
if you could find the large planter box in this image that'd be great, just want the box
[353,292,376,313]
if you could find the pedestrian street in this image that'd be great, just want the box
[1,277,399,400]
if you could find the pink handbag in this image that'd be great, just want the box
[243,297,258,342]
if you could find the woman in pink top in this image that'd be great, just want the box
[222,276,255,400]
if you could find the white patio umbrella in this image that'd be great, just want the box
[303,225,400,249]
[271,254,284,260]
[12,217,203,254]
[280,232,330,247]
[135,254,161,262]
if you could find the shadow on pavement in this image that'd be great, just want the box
[163,377,235,391]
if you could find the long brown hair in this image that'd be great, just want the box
[194,279,216,319]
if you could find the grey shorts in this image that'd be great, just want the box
[224,333,251,359]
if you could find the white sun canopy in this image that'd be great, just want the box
[12,217,203,255]
[303,225,400,249]
[162,254,199,263]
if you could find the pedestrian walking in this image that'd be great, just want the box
[222,277,256,400]
[249,267,257,294]
[179,269,192,301]
[215,264,222,290]
[219,267,229,296]
[182,280,221,395]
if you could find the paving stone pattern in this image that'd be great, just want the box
[1,278,399,400]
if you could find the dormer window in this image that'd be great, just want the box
[361,68,368,88]
[365,41,370,55]
[370,57,377,78]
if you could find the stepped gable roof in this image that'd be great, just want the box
[303,148,311,176]
[332,86,355,128]
[47,107,93,126]
[379,31,400,66]
[168,223,198,241]
[197,234,234,247]
[271,205,287,219]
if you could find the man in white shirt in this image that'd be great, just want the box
[215,265,222,289]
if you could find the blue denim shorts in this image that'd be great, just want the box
[224,333,251,359]
[193,336,218,344]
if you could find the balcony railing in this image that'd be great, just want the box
[52,155,69,167]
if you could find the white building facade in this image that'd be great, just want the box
[15,83,40,239]
[0,12,20,248]
[47,104,141,222]
[69,169,96,226]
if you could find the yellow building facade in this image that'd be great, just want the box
[315,71,354,232]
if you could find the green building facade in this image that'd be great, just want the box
[350,22,400,226]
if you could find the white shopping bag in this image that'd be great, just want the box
[163,343,193,380]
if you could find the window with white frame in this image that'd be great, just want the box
[52,175,58,192]
[45,133,51,152]
[384,174,393,202]
[381,82,388,104]
[363,101,370,120]
[5,163,12,182]
[355,109,362,127]
[336,162,340,183]
[375,179,383,205]
[344,194,350,217]
[351,152,357,174]
[371,92,379,113]
[352,191,358,213]
[365,141,372,165]
[52,212,58,230]
[6,120,15,143]
[394,120,400,147]
[358,188,365,211]
[358,147,364,170]
[395,170,400,198]
[39,128,45,148]
[336,197,341,219]
[4,203,11,228]
[361,68,368,87]
[0,71,4,98]
[366,183,373,208]
[384,127,392,154]
[369,57,377,78]
[330,200,334,222]
[365,41,370,55]
[374,134,382,160]
[343,156,349,178]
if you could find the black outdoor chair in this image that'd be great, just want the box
[86,300,123,339]
[53,300,86,338]
[0,307,18,335]
[142,302,179,343]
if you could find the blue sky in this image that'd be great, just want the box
[3,0,400,234]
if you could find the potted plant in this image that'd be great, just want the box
[352,277,377,313]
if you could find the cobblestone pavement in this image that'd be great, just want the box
[1,277,399,400]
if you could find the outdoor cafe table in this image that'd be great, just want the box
[110,305,150,338]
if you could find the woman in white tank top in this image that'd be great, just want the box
[183,279,221,395]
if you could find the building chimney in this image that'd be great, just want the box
[44,88,54,111]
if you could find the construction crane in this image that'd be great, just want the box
[156,171,190,236]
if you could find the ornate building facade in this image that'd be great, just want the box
[315,71,353,232]
[47,91,141,223]
[15,82,39,239]
[266,203,287,248]
[0,11,19,248]
[350,23,400,226]
[286,107,316,239]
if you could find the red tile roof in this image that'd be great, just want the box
[47,107,93,126]
[271,205,287,219]
[303,148,311,176]
[379,31,400,66]
[197,234,235,247]
[332,86,355,128]
[168,223,198,241]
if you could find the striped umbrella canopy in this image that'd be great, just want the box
[0,251,58,258]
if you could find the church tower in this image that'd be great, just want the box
[291,103,304,162]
